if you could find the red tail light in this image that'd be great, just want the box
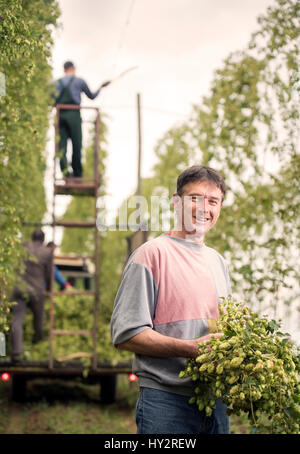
[1,372,10,381]
[128,373,138,382]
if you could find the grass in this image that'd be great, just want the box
[0,374,251,434]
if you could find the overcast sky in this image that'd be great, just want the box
[47,0,275,219]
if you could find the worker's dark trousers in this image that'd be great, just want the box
[58,110,82,177]
[11,289,45,356]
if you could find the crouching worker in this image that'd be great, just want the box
[110,165,232,434]
[10,229,52,363]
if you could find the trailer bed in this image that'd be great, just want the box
[0,359,133,404]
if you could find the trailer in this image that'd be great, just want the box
[0,104,146,405]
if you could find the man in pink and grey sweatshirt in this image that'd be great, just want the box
[111,165,231,434]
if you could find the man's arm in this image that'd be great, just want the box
[116,328,223,359]
[81,79,112,100]
[81,80,100,100]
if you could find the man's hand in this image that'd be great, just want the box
[191,332,224,358]
[100,80,111,88]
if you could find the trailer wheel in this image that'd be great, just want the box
[99,375,117,404]
[12,375,27,402]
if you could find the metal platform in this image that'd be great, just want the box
[54,177,99,196]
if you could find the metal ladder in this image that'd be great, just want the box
[49,104,100,370]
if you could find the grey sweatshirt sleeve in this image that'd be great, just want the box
[110,259,158,347]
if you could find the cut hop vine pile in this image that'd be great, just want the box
[179,297,300,434]
[1,295,133,368]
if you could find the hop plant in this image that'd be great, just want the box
[179,296,300,434]
[0,299,15,333]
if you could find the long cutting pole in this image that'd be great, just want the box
[136,93,143,231]
[137,93,142,198]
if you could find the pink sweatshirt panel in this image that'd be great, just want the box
[132,237,219,326]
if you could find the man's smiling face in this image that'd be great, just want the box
[175,179,223,241]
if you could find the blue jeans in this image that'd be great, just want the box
[136,387,230,434]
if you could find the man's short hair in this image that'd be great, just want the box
[64,61,74,71]
[31,228,45,243]
[177,165,226,202]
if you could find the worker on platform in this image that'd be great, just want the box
[54,61,111,179]
[11,229,52,364]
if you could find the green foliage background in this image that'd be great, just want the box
[0,0,60,331]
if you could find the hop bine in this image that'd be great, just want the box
[179,296,300,434]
